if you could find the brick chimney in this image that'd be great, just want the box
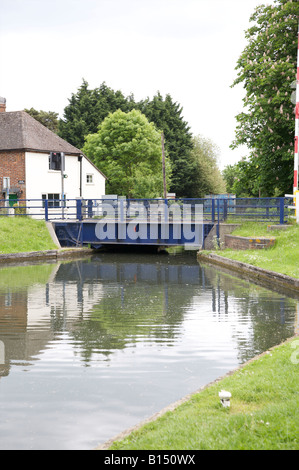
[0,97,6,112]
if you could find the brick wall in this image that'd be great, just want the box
[204,224,241,249]
[225,234,276,250]
[0,150,26,200]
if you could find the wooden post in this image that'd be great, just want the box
[161,132,167,199]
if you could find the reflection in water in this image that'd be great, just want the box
[0,252,297,450]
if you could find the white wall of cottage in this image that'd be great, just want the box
[25,152,105,216]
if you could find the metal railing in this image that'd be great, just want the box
[0,196,294,224]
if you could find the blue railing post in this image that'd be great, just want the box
[76,198,83,221]
[44,199,49,221]
[223,199,228,221]
[212,199,215,223]
[216,199,220,247]
[87,199,93,218]
[279,197,285,224]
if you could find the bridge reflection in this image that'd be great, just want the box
[55,253,205,285]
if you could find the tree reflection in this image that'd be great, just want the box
[0,252,297,371]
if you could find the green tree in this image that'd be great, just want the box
[231,0,298,196]
[222,159,261,197]
[58,79,134,149]
[190,135,226,197]
[59,83,195,196]
[222,164,238,194]
[83,109,171,198]
[24,108,59,133]
[139,92,195,197]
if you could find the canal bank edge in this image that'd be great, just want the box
[94,334,299,450]
[0,247,94,264]
[197,252,299,293]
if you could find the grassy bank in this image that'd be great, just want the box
[103,222,299,451]
[0,218,57,254]
[106,337,299,450]
[215,222,299,279]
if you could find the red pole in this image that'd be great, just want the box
[294,20,299,193]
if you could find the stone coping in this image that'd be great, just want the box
[0,247,94,264]
[197,252,299,293]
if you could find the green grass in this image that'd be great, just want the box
[0,217,57,254]
[216,222,299,279]
[108,337,299,450]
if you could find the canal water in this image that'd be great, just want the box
[0,251,297,450]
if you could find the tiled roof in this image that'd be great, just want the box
[0,111,82,155]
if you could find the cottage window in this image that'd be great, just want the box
[42,193,60,208]
[86,174,93,184]
[49,153,63,171]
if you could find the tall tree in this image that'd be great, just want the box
[58,79,134,149]
[190,135,226,197]
[231,0,298,196]
[83,109,171,198]
[138,92,195,197]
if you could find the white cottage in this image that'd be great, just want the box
[0,99,106,216]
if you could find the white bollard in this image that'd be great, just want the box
[219,390,232,408]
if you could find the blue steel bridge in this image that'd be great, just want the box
[51,196,289,250]
[54,198,212,249]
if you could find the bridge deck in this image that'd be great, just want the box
[54,219,215,250]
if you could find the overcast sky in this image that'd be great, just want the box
[0,0,275,168]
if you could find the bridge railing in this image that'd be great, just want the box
[0,196,292,224]
[78,196,290,225]
[0,198,78,220]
